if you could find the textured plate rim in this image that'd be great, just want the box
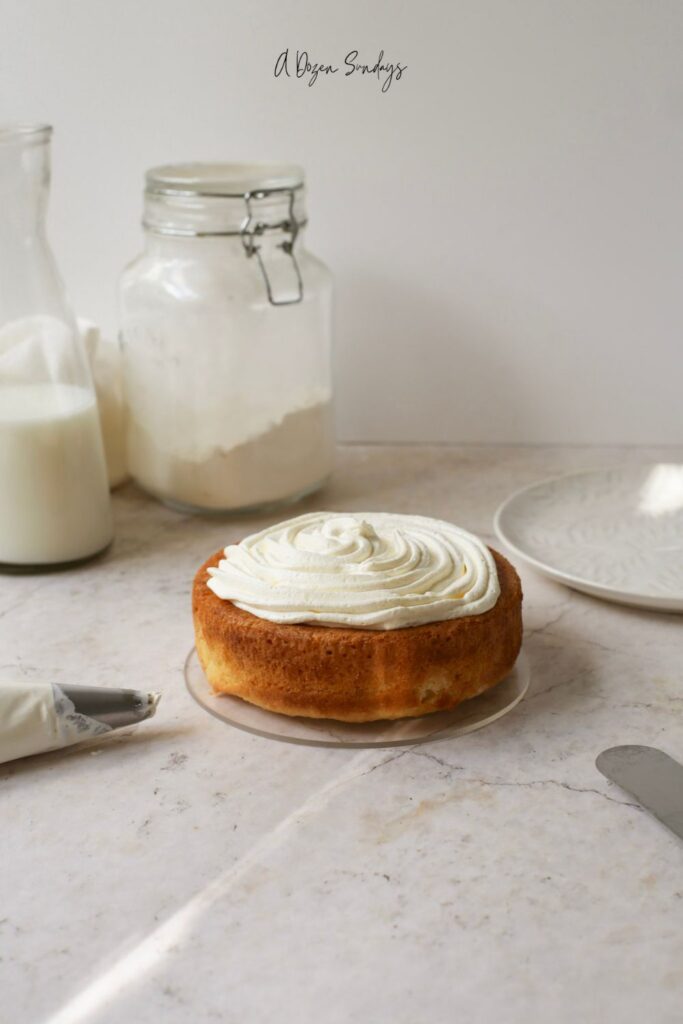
[183,647,530,749]
[494,465,683,612]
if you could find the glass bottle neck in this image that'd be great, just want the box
[142,187,307,240]
[143,223,308,253]
[0,127,51,242]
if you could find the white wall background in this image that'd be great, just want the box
[1,0,681,443]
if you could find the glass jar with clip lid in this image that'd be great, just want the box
[119,162,334,514]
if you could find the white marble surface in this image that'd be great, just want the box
[2,445,682,1024]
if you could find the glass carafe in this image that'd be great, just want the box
[0,124,112,569]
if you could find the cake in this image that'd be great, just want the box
[192,511,523,722]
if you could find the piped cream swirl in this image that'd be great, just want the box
[207,511,500,630]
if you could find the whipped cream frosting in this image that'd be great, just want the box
[207,511,500,630]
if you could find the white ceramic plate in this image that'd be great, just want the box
[184,647,530,748]
[494,464,683,612]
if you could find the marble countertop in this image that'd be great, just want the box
[2,444,682,1024]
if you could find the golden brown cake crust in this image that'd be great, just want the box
[192,545,523,722]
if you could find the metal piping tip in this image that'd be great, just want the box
[60,685,163,730]
[146,692,162,717]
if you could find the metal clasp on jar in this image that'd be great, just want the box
[240,188,304,306]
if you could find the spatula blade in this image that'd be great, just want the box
[596,745,683,841]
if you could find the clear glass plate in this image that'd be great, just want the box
[184,647,530,749]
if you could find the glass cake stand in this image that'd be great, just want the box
[184,647,530,749]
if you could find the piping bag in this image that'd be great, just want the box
[0,682,161,764]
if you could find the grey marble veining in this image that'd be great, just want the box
[1,445,682,1024]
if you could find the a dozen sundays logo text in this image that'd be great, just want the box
[274,49,407,93]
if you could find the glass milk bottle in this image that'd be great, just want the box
[0,125,112,569]
[119,163,334,514]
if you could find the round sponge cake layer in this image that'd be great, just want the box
[192,547,523,722]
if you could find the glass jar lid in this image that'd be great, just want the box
[145,162,304,197]
[143,161,307,242]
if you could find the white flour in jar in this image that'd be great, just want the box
[127,395,334,511]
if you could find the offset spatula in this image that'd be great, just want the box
[596,745,683,841]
